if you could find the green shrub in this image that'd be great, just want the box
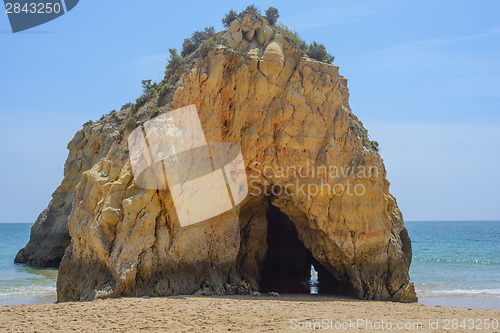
[227,48,250,59]
[141,80,158,96]
[222,9,238,27]
[109,110,119,120]
[199,38,217,58]
[349,118,380,151]
[141,79,152,95]
[307,42,334,64]
[159,83,175,97]
[123,117,138,129]
[181,27,216,57]
[265,7,279,25]
[275,23,307,51]
[128,79,158,110]
[223,5,263,28]
[210,33,230,48]
[165,48,184,79]
[136,97,146,108]
[349,118,367,136]
[240,5,261,18]
[191,27,215,47]
[121,102,132,110]
[129,103,138,114]
[150,107,160,119]
[181,38,196,57]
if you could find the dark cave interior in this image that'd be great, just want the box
[259,204,345,295]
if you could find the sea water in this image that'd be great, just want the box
[0,223,57,305]
[0,221,498,308]
[406,221,500,309]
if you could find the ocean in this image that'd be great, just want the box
[0,221,498,308]
[406,220,500,309]
[0,223,57,306]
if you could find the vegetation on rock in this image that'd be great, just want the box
[123,6,336,131]
[307,42,335,64]
[181,27,216,57]
[122,116,138,129]
[265,7,279,25]
[349,118,380,152]
[165,48,185,79]
[222,6,334,63]
[222,9,238,28]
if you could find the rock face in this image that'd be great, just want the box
[22,17,417,302]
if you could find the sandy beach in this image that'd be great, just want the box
[0,295,498,332]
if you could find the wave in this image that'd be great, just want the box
[413,257,498,265]
[417,288,500,297]
[0,285,56,298]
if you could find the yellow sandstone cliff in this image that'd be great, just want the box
[20,16,417,303]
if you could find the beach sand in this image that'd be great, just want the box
[0,294,498,332]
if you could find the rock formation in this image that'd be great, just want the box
[19,16,417,303]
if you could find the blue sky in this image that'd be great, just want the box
[0,0,499,222]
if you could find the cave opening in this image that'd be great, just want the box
[259,204,343,295]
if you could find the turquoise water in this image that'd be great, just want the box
[0,221,498,307]
[406,221,500,301]
[0,223,57,302]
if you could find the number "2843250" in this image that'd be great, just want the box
[5,2,62,14]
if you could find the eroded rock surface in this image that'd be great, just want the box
[19,17,417,302]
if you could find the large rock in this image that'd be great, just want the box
[258,41,285,83]
[15,17,416,302]
[223,17,274,49]
[56,25,416,303]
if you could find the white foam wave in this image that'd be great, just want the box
[417,288,500,297]
[0,285,56,298]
